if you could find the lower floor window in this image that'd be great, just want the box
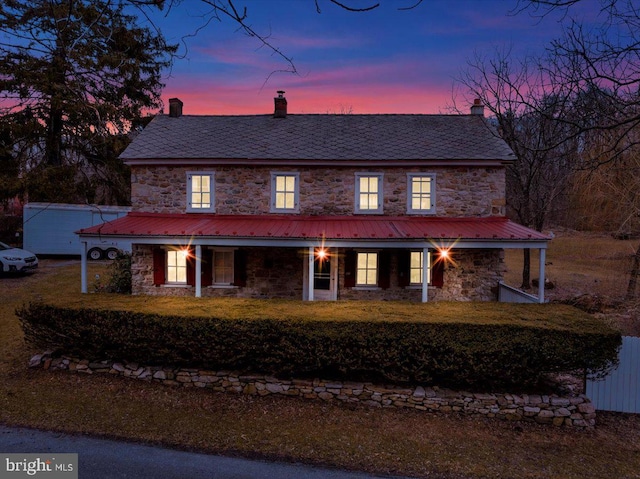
[356,252,378,286]
[213,249,234,285]
[167,249,188,283]
[410,251,432,285]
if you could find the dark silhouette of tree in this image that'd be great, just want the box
[0,0,177,203]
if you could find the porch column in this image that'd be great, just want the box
[538,248,546,303]
[80,241,87,294]
[195,244,202,298]
[307,246,315,301]
[421,247,429,303]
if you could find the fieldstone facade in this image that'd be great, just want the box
[130,165,506,217]
[132,243,504,301]
[30,352,597,428]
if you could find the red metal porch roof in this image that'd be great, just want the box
[77,212,549,242]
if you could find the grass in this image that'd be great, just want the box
[504,231,638,301]
[1,236,640,478]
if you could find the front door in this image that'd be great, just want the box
[304,248,337,300]
[314,254,331,299]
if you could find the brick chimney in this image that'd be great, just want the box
[169,98,183,118]
[470,98,484,116]
[274,91,287,118]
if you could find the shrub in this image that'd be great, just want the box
[17,302,621,392]
[94,252,131,294]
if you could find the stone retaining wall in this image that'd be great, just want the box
[29,352,596,428]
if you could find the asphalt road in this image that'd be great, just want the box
[0,425,409,479]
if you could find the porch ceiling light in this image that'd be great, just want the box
[439,248,450,260]
[316,248,327,259]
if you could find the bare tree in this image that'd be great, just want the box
[512,0,640,297]
[455,51,575,288]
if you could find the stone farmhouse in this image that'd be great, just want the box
[78,92,550,302]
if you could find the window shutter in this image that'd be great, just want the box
[343,249,356,287]
[201,248,213,287]
[432,258,444,288]
[186,248,196,286]
[152,248,165,286]
[397,250,410,287]
[233,249,247,287]
[379,250,391,289]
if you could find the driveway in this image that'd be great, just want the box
[0,426,409,479]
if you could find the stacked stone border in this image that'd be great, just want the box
[29,352,596,428]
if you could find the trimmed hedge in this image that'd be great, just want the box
[17,302,621,391]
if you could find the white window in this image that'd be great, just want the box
[213,249,234,285]
[355,173,383,213]
[409,251,431,285]
[407,174,435,214]
[356,252,378,286]
[167,249,188,283]
[271,172,299,212]
[187,172,215,212]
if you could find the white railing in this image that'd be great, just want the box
[498,281,539,303]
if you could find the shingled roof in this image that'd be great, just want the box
[120,113,515,163]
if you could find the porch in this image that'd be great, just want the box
[77,213,550,303]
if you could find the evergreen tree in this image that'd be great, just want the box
[0,0,176,203]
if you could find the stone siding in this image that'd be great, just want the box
[30,352,596,428]
[132,245,504,301]
[131,165,506,217]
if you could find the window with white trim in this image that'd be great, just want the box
[213,249,234,285]
[187,172,215,212]
[356,251,378,286]
[407,174,435,214]
[355,173,383,213]
[271,172,299,212]
[167,249,188,283]
[409,251,432,285]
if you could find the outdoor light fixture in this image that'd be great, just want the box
[316,248,327,259]
[439,248,450,260]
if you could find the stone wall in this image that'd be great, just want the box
[29,352,597,428]
[130,165,506,217]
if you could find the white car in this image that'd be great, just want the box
[0,241,38,273]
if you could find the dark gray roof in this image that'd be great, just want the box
[120,113,515,162]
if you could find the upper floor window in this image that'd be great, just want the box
[355,173,383,214]
[407,174,435,214]
[187,172,215,212]
[271,172,299,212]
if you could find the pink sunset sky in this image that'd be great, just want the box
[145,0,602,116]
